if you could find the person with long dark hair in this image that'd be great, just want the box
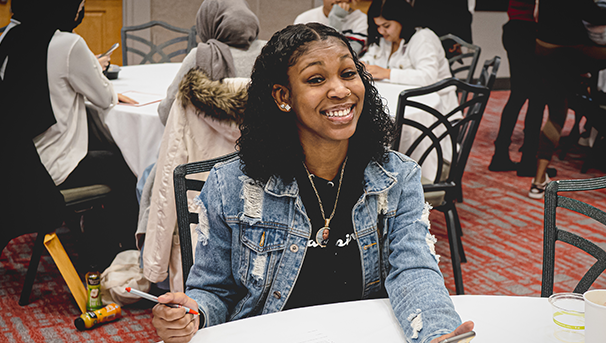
[151,23,473,343]
[360,0,457,112]
[0,0,139,269]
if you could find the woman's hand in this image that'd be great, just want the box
[152,292,201,343]
[363,63,391,80]
[430,321,474,343]
[96,54,111,70]
[117,93,139,105]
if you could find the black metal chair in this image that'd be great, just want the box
[440,34,482,84]
[453,56,500,202]
[173,152,238,291]
[391,77,492,295]
[440,34,482,103]
[3,183,111,306]
[541,176,606,297]
[1,134,112,306]
[477,57,501,91]
[121,21,196,65]
[559,73,606,173]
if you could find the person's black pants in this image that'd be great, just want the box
[494,20,545,160]
[57,108,138,270]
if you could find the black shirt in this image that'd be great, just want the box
[283,156,366,310]
[537,0,606,45]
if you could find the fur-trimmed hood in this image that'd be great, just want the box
[178,67,248,124]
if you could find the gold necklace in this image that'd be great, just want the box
[302,157,348,248]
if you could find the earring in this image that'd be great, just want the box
[346,89,352,97]
[280,103,291,112]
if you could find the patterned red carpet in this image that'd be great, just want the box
[1,91,605,342]
[435,91,606,295]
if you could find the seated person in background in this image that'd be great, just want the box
[157,0,265,125]
[1,0,67,253]
[151,23,473,343]
[361,0,458,113]
[294,0,367,54]
[0,0,139,270]
[141,0,258,291]
[0,4,112,74]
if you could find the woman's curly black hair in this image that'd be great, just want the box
[237,23,394,184]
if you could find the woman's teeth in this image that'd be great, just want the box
[325,108,351,117]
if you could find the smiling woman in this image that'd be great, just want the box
[151,23,473,343]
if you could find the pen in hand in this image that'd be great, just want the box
[125,287,199,315]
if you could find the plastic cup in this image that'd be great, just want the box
[583,289,606,343]
[548,293,585,343]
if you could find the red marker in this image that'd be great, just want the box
[125,287,199,315]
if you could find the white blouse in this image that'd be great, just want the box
[361,28,458,114]
[34,31,117,185]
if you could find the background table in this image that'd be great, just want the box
[101,63,181,178]
[374,80,445,181]
[185,296,560,343]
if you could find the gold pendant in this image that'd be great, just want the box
[316,226,330,248]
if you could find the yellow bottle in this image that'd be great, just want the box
[74,303,122,330]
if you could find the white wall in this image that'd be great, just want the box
[471,11,509,79]
[123,1,510,80]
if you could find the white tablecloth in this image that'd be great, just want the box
[183,295,560,343]
[374,80,445,181]
[102,63,181,178]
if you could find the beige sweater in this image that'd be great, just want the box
[142,69,248,291]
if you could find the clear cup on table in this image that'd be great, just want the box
[583,289,606,343]
[548,293,585,343]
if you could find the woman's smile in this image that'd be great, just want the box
[321,104,355,120]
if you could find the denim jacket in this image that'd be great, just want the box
[187,151,461,343]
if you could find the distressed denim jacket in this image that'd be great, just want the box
[187,151,461,343]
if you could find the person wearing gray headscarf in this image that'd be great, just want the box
[157,0,266,125]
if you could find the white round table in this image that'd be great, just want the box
[101,63,181,178]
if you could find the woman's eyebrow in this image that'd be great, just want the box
[300,60,323,72]
[299,53,352,72]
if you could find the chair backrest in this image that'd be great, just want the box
[439,34,482,84]
[541,177,606,297]
[477,56,501,91]
[454,56,500,149]
[391,78,491,193]
[173,152,238,291]
[121,21,197,65]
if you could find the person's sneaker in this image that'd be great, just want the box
[528,175,551,199]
